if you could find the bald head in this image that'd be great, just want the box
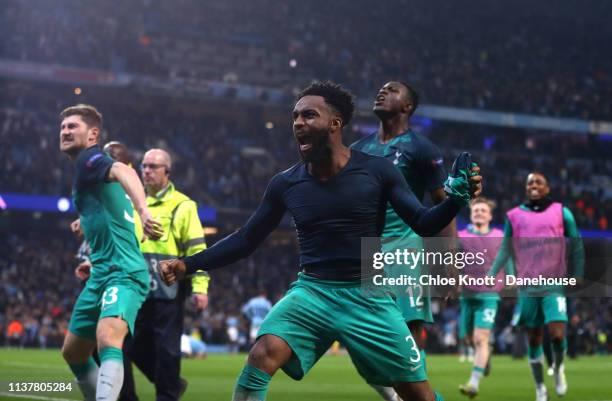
[144,148,172,169]
[142,148,172,195]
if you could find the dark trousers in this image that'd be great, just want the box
[119,293,185,401]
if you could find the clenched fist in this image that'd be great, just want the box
[158,258,187,285]
[74,261,92,281]
[192,293,209,311]
[140,209,164,242]
[444,153,484,206]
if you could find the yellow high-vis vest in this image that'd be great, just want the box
[136,182,209,299]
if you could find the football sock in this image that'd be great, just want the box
[370,384,399,401]
[97,347,124,401]
[552,337,567,370]
[69,357,98,401]
[468,366,485,388]
[233,364,271,401]
[527,344,545,385]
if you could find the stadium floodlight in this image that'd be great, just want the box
[57,197,71,212]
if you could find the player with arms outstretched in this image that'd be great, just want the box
[160,82,482,401]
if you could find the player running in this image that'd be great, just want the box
[489,172,584,401]
[351,81,453,400]
[160,81,482,401]
[59,104,162,401]
[72,141,137,282]
[457,197,509,398]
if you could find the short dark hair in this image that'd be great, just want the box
[296,81,355,127]
[528,171,549,184]
[398,81,419,116]
[59,104,103,130]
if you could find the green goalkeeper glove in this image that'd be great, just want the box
[444,152,477,207]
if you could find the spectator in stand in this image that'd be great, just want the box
[7,318,25,347]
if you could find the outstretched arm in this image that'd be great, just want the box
[161,174,287,283]
[183,189,285,273]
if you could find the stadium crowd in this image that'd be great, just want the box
[1,0,611,359]
[0,229,299,350]
[1,0,610,120]
[2,80,612,230]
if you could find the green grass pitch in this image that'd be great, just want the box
[0,349,610,401]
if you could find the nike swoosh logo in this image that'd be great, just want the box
[410,365,422,372]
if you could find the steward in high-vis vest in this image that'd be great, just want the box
[122,148,209,401]
[137,183,209,300]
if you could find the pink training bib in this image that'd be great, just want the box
[459,227,505,292]
[506,202,566,280]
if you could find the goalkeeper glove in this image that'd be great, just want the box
[444,152,478,207]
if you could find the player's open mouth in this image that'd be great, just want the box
[296,133,313,151]
[374,94,385,105]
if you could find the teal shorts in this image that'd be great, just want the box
[258,273,426,386]
[68,267,149,340]
[458,296,499,339]
[517,293,568,328]
[383,237,433,324]
[393,282,434,324]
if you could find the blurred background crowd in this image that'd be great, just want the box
[1,0,610,355]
